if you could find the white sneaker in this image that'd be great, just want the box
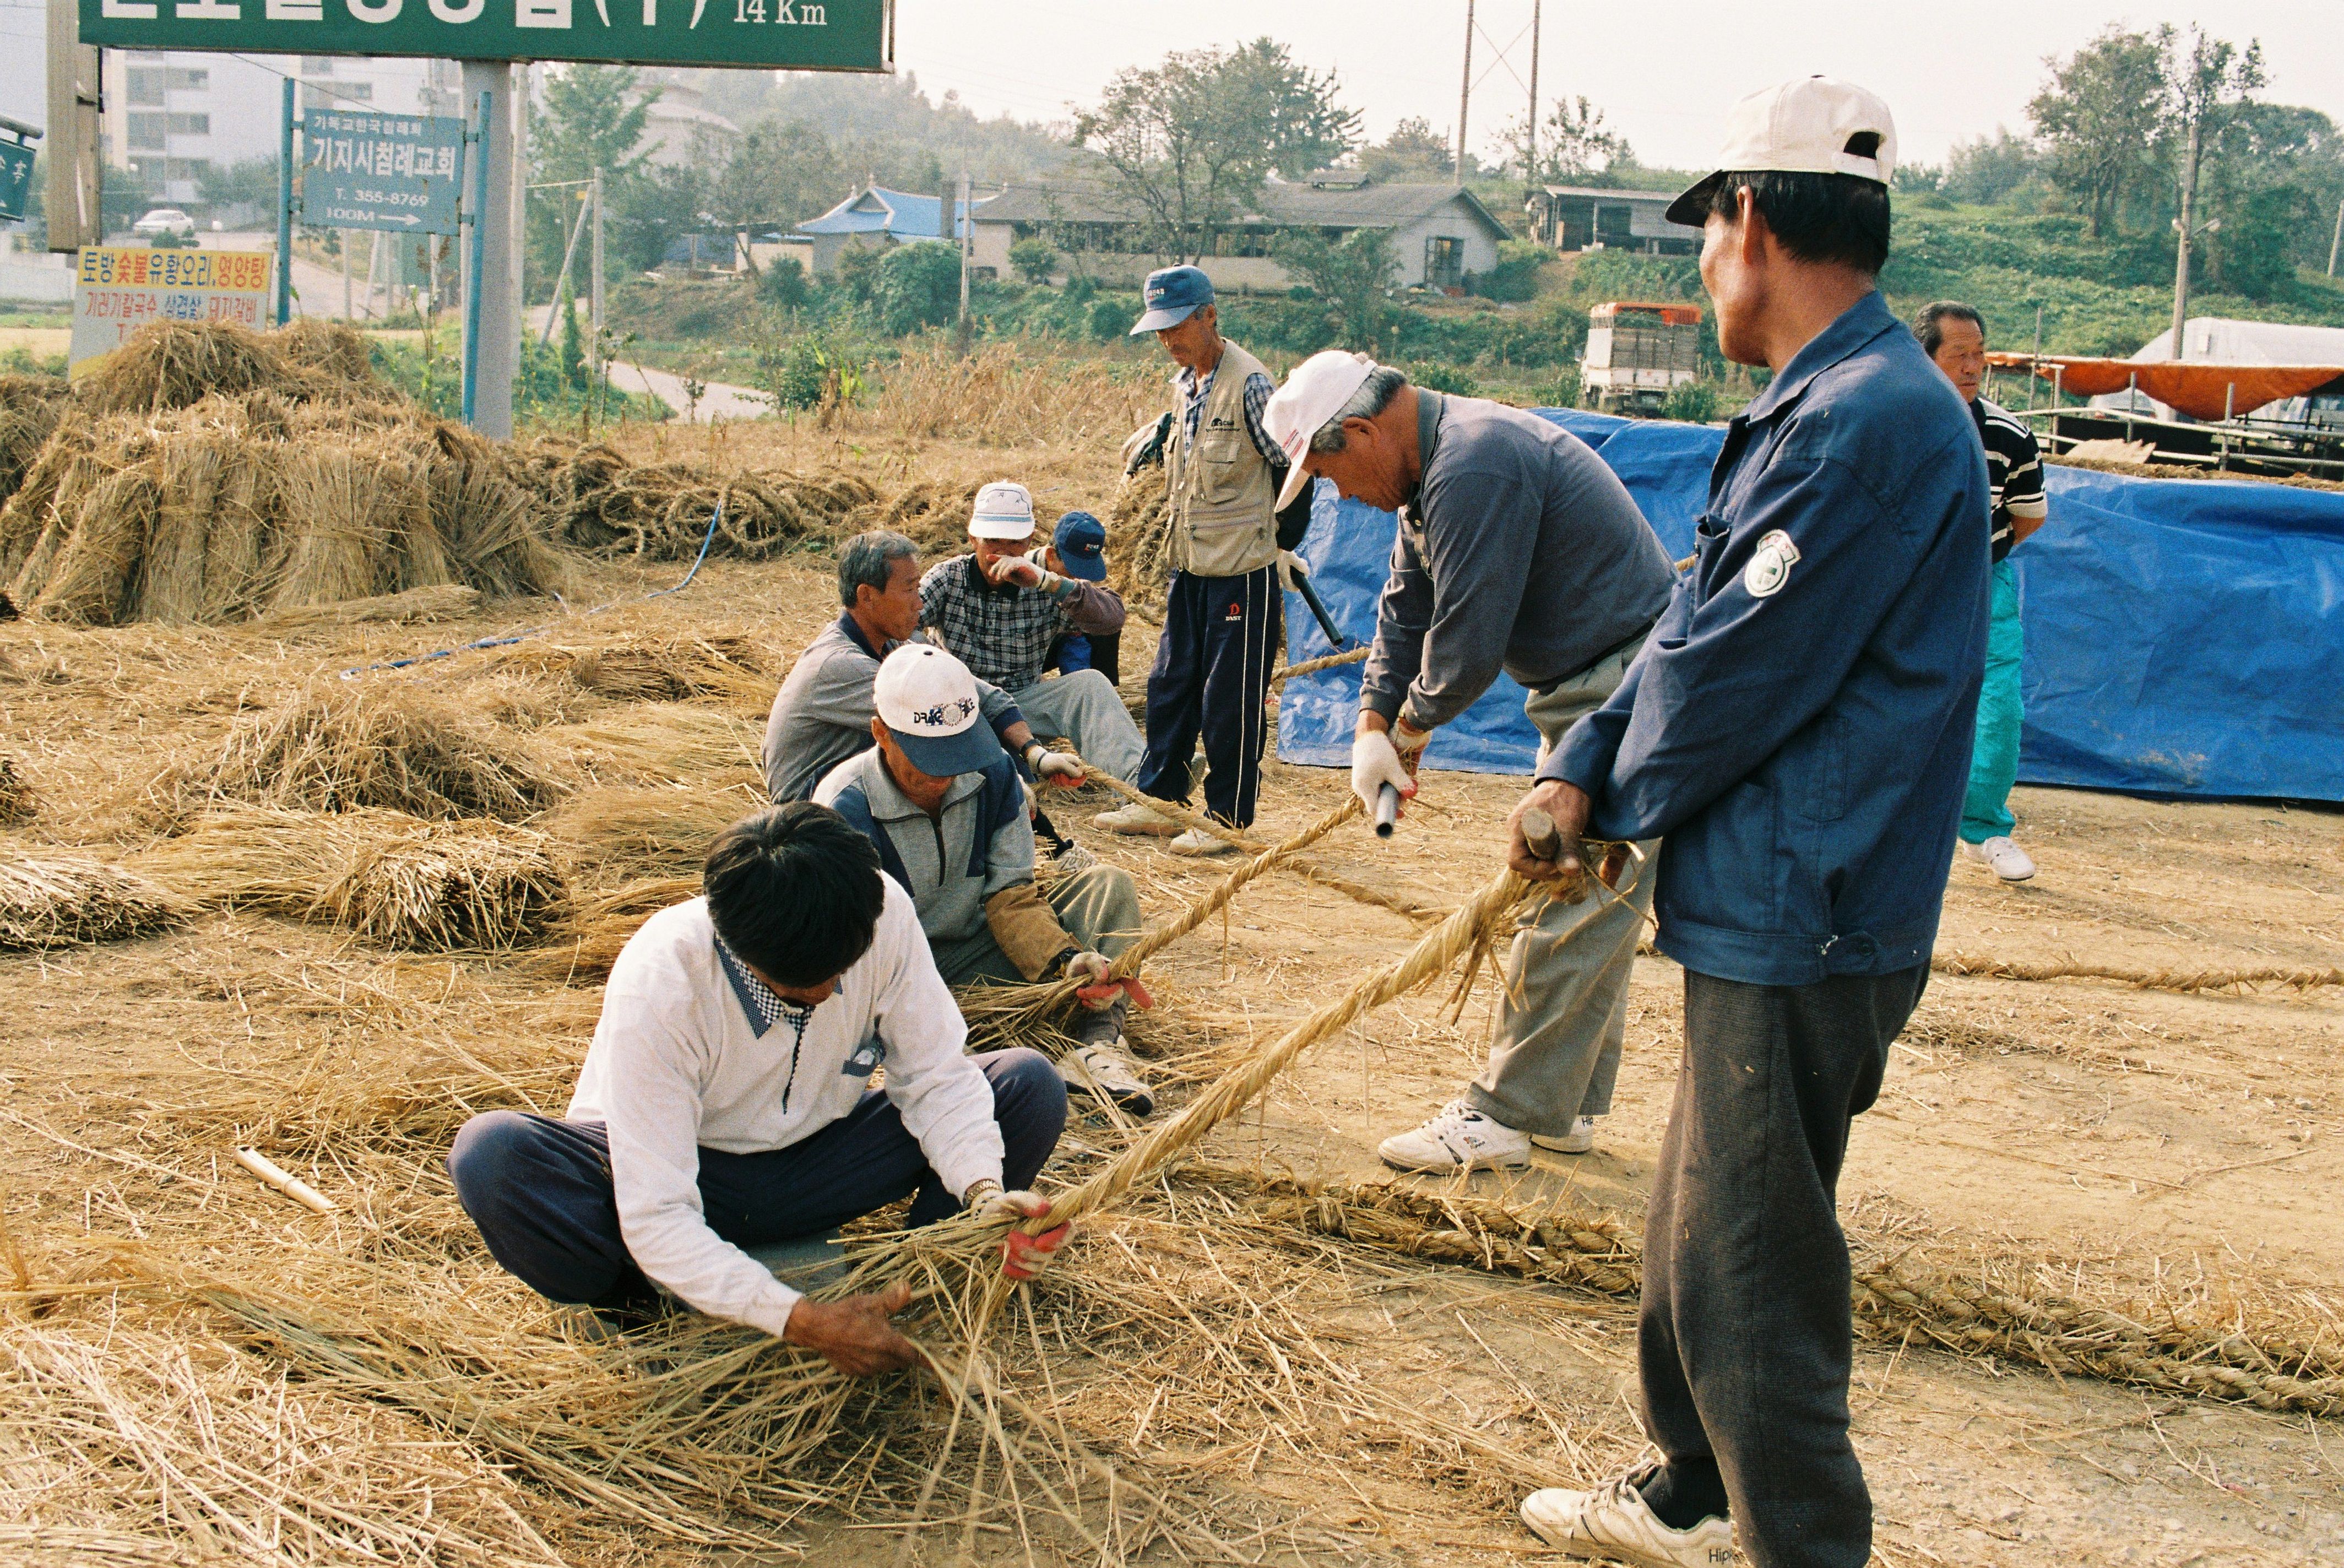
[1167,827,1236,857]
[1061,1040,1155,1117]
[1532,1115,1597,1155]
[1377,1100,1532,1173]
[1961,835,2036,882]
[1093,801,1179,837]
[1521,1469,1735,1567]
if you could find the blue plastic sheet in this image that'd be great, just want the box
[1277,408,2344,801]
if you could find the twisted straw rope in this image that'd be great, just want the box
[1268,646,1371,685]
[1193,1168,2344,1417]
[1933,952,2344,995]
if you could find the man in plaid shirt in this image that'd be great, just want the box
[920,482,1145,782]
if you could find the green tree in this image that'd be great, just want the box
[757,255,810,311]
[609,162,706,273]
[1273,226,1396,352]
[872,240,961,334]
[558,283,587,386]
[699,120,842,276]
[1943,128,2040,205]
[197,156,280,217]
[1504,96,1634,186]
[1010,237,1059,285]
[531,66,658,294]
[2029,27,2172,237]
[1075,39,1361,263]
[1361,116,1451,182]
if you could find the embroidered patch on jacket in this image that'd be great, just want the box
[1743,529,1802,599]
[842,1034,885,1077]
[1224,603,1245,621]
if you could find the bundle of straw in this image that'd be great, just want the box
[257,582,482,632]
[160,680,573,824]
[77,319,381,416]
[540,704,764,788]
[526,873,701,981]
[0,755,35,826]
[559,636,771,707]
[0,851,184,950]
[540,784,756,882]
[0,375,69,513]
[134,804,565,950]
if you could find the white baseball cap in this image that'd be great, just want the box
[1665,76,1898,227]
[872,644,1003,778]
[968,480,1037,540]
[1262,350,1379,511]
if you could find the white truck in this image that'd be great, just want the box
[1581,301,1703,413]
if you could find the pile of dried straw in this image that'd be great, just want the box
[517,437,880,560]
[0,375,70,512]
[0,850,183,949]
[135,804,565,949]
[0,323,560,626]
[152,680,573,825]
[498,632,772,707]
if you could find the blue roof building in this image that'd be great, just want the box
[794,185,975,275]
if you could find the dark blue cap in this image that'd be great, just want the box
[1052,511,1107,581]
[1131,265,1213,334]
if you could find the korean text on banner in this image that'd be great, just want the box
[69,248,274,381]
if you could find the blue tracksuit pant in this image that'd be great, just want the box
[1135,565,1280,829]
[446,1049,1065,1316]
[1959,560,2023,843]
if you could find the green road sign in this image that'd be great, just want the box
[81,0,888,70]
[0,140,32,225]
[303,110,465,235]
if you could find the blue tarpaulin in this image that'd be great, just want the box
[1276,408,2344,801]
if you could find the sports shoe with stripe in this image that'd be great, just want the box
[1520,1466,1735,1567]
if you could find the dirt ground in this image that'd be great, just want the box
[0,510,2339,1566]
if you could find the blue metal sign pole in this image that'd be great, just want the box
[460,87,491,428]
[274,78,295,325]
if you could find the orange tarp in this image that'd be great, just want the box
[1985,352,2344,421]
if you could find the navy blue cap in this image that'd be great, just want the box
[1131,265,1213,334]
[1052,511,1107,581]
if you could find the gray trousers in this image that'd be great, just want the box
[1462,635,1658,1138]
[931,866,1144,987]
[1641,965,1926,1568]
[1010,669,1145,783]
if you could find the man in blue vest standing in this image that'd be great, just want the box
[1510,78,1990,1568]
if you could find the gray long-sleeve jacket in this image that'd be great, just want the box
[1359,392,1675,734]
[762,614,1026,804]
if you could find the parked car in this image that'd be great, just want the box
[132,208,197,240]
[1580,301,1703,413]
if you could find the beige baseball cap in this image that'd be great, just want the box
[1262,350,1379,511]
[968,480,1037,540]
[1665,76,1898,227]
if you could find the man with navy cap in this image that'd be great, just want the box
[1043,513,1120,684]
[1506,77,1989,1568]
[1100,265,1313,856]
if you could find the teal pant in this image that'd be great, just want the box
[1960,559,2023,844]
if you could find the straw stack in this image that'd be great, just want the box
[134,804,566,950]
[0,851,184,950]
[517,437,881,560]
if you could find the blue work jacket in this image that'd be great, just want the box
[1547,291,1991,986]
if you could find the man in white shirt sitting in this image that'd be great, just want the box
[448,803,1070,1375]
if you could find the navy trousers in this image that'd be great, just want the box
[1135,565,1280,829]
[447,1048,1066,1314]
[1639,968,1927,1568]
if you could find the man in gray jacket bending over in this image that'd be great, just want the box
[816,644,1156,1117]
[763,530,1079,805]
[1265,352,1675,1172]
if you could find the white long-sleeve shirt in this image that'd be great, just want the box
[566,882,1002,1336]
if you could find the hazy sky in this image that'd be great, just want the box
[893,1,2343,172]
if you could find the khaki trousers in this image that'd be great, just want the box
[1462,634,1659,1138]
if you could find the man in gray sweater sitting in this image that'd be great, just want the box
[817,644,1156,1117]
[763,530,1082,805]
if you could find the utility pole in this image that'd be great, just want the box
[341,235,352,319]
[1454,0,1474,187]
[1526,0,1540,182]
[956,167,972,350]
[2329,193,2342,277]
[459,66,520,437]
[589,166,605,345]
[44,0,99,252]
[275,79,295,325]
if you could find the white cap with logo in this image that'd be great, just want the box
[969,480,1037,540]
[872,643,1005,778]
[1665,76,1897,227]
[1262,350,1379,512]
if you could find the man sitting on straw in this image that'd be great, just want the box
[817,644,1158,1118]
[763,529,1080,806]
[447,802,1072,1372]
[918,483,1144,784]
[1264,352,1675,1173]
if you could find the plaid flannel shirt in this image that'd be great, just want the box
[918,555,1068,692]
[1178,365,1282,462]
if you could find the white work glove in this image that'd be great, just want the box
[1023,742,1084,788]
[965,1181,1073,1281]
[1276,549,1309,592]
[1349,723,1425,816]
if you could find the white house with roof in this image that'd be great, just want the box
[791,185,973,275]
[1525,186,1701,256]
[964,171,1511,292]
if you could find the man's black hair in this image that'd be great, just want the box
[1911,300,1984,358]
[1708,159,1891,276]
[703,802,885,987]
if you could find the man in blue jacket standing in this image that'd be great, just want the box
[1512,78,1989,1568]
